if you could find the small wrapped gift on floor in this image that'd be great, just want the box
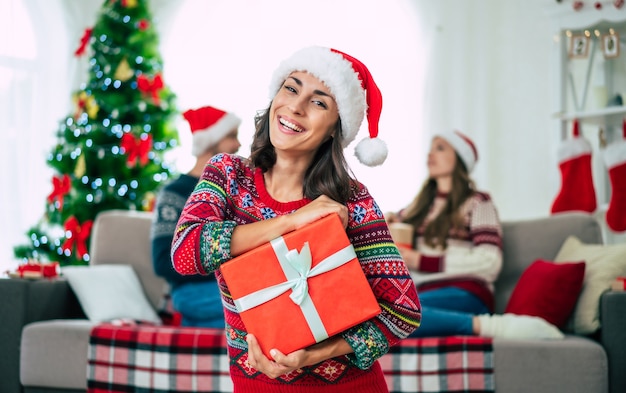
[221,213,381,357]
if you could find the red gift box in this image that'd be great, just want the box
[11,261,60,279]
[221,213,381,357]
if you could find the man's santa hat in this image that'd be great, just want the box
[183,106,241,157]
[435,130,479,173]
[268,46,387,167]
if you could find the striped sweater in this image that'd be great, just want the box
[408,192,503,310]
[171,153,421,391]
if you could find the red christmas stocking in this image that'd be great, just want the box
[602,122,626,232]
[551,119,597,214]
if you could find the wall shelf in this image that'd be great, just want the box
[553,105,626,125]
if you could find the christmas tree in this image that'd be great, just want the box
[13,0,179,266]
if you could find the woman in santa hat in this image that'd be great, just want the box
[171,46,421,392]
[387,131,564,339]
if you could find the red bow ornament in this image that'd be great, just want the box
[137,73,164,105]
[121,133,153,166]
[137,19,150,31]
[62,216,93,259]
[47,174,72,211]
[74,28,93,57]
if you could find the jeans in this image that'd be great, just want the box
[171,280,225,328]
[410,287,490,337]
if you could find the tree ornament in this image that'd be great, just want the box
[114,57,134,82]
[74,27,93,57]
[122,0,138,8]
[137,19,150,31]
[47,174,71,211]
[615,0,624,9]
[61,216,93,259]
[550,119,597,214]
[74,91,99,119]
[142,191,156,211]
[594,1,603,9]
[573,1,584,10]
[137,73,164,105]
[121,133,153,166]
[74,153,86,178]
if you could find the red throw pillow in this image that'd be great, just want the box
[505,259,585,328]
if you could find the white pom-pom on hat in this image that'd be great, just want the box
[269,46,387,167]
[355,137,388,167]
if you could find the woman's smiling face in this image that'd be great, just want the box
[269,71,339,156]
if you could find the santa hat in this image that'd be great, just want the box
[183,106,241,156]
[435,130,479,172]
[268,46,387,167]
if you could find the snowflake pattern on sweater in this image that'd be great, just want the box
[171,154,421,388]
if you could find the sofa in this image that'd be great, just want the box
[1,209,625,393]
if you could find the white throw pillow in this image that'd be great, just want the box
[555,236,626,335]
[62,264,161,324]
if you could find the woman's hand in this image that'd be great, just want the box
[399,247,421,270]
[290,195,349,229]
[246,334,311,379]
[246,333,354,379]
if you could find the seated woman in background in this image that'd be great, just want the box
[387,130,563,339]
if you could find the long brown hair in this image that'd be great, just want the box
[248,103,355,204]
[401,154,475,249]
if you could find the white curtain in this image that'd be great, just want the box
[1,0,74,272]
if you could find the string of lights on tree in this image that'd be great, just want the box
[13,0,179,266]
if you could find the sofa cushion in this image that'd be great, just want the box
[504,259,585,328]
[494,335,608,393]
[555,236,626,334]
[62,264,161,324]
[20,319,95,389]
[495,213,602,314]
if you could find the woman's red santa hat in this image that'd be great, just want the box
[183,106,241,157]
[268,46,387,167]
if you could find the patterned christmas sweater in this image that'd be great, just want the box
[151,174,216,288]
[406,191,503,310]
[171,154,421,390]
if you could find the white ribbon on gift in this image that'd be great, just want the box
[233,236,357,343]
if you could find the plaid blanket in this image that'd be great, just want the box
[382,336,494,393]
[88,323,494,393]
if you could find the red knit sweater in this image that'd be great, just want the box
[171,154,421,392]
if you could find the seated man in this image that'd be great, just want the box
[151,105,241,327]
